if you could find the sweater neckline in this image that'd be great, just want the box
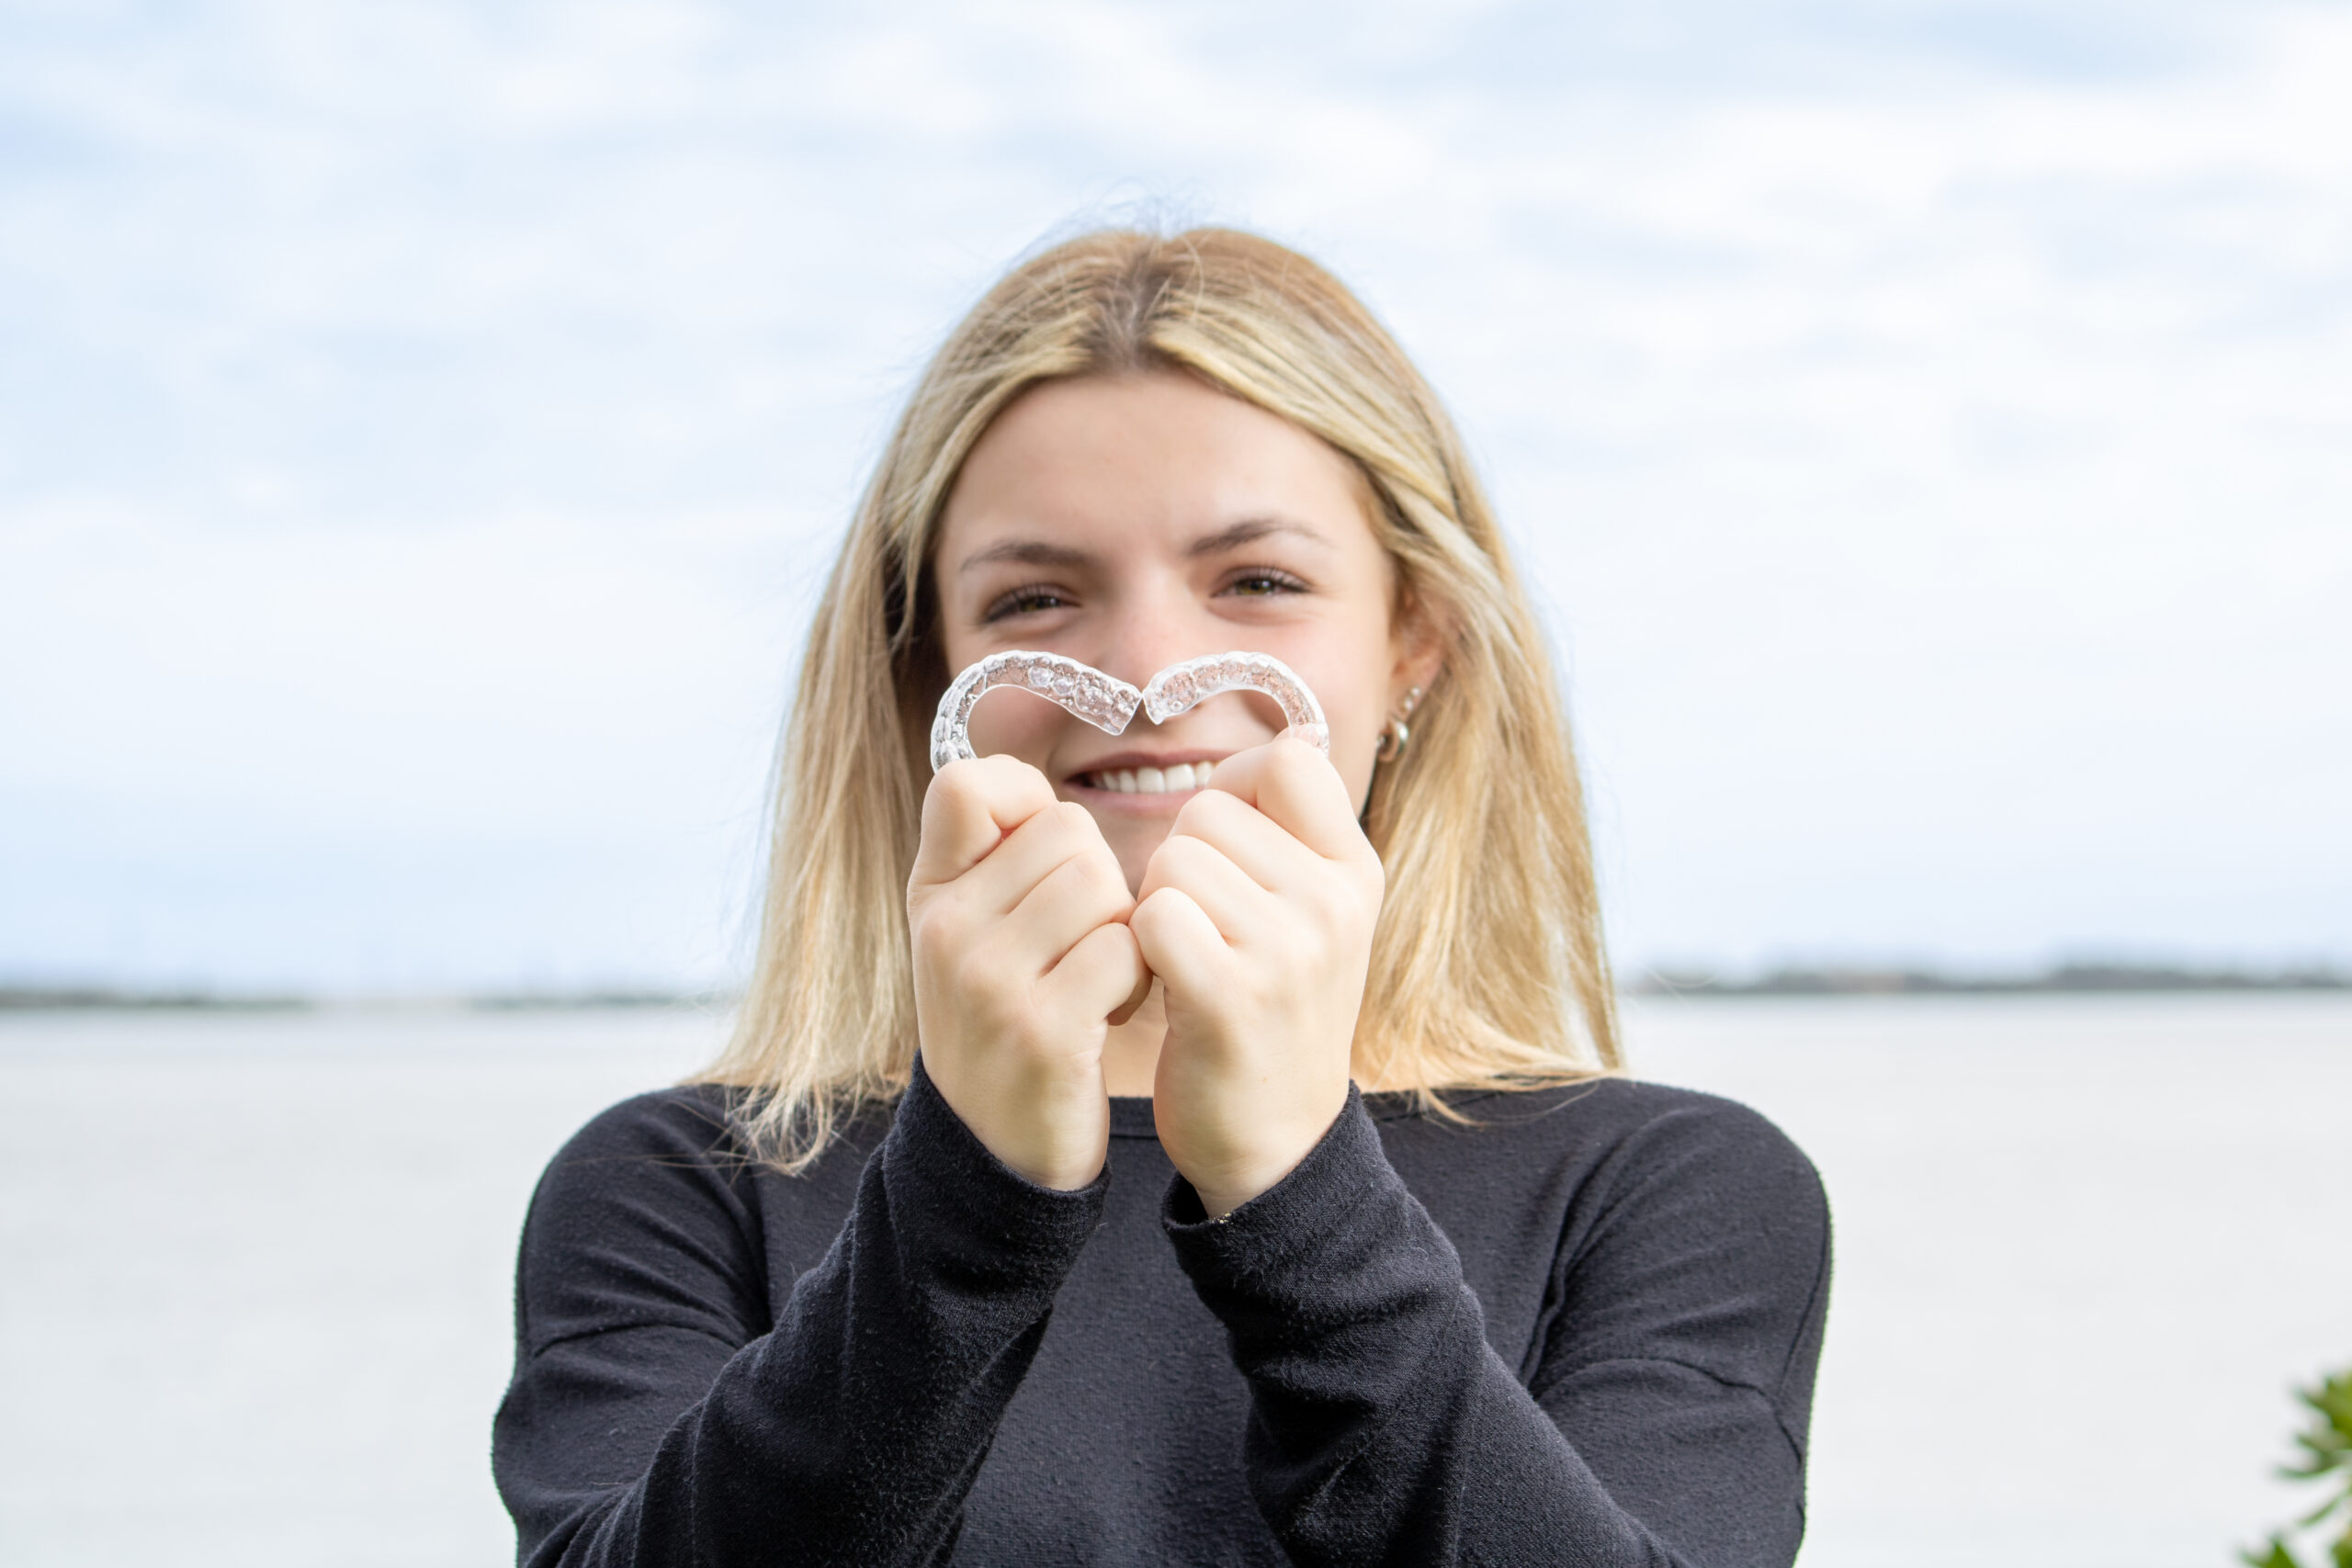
[1105,1087,1509,1139]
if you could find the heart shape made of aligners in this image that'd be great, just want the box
[929,650,1330,773]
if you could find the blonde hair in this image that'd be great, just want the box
[697,227,1618,1169]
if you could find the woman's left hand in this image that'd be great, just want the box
[1132,735,1386,1219]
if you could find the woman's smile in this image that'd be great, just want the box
[1066,750,1228,800]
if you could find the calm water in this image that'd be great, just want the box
[2,996,2346,1566]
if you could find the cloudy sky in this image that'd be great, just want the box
[3,0,2346,992]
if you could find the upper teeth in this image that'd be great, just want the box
[1087,762,1210,795]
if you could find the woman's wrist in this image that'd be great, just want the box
[1166,1087,1350,1220]
[1163,1083,1374,1238]
[920,1047,1109,1190]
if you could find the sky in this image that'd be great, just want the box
[2,0,2347,993]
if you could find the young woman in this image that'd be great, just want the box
[494,228,1830,1567]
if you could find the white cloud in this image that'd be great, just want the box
[3,0,2346,986]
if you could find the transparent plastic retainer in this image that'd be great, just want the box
[930,650,1330,773]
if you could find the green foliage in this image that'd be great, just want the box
[2242,1369,2352,1568]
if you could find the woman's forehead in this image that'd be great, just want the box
[936,371,1378,564]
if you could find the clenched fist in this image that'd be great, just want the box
[908,755,1149,1190]
[1131,736,1386,1218]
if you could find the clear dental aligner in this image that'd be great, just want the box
[930,649,1328,773]
[1140,651,1329,753]
[929,651,1143,773]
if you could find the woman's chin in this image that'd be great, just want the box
[1091,819,1173,899]
[1062,783,1193,881]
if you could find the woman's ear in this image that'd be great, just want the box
[1387,589,1449,710]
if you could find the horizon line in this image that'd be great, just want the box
[6,958,2351,1012]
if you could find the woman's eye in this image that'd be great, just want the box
[981,583,1071,621]
[1220,569,1308,599]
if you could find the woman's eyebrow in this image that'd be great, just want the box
[1185,516,1332,557]
[957,539,1094,572]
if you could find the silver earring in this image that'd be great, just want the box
[1374,685,1423,763]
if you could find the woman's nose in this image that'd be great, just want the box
[1091,598,1216,693]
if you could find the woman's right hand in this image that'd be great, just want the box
[908,755,1148,1190]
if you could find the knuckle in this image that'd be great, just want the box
[934,758,987,802]
[1337,888,1377,943]
[953,948,1019,1015]
[1306,872,1349,918]
[1174,789,1224,826]
[1156,840,1210,884]
[1026,803,1088,856]
[1077,854,1130,908]
[1134,886,1183,925]
[967,755,1046,815]
[927,876,978,927]
[908,896,959,955]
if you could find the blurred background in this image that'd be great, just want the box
[2,3,2346,1566]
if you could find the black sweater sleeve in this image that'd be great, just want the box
[1164,1086,1830,1568]
[492,1059,1108,1568]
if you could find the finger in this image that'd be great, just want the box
[1128,886,1227,996]
[910,756,1058,888]
[1204,737,1369,864]
[1106,969,1154,1028]
[959,800,1120,919]
[1043,920,1150,1026]
[996,840,1140,973]
[1134,833,1267,946]
[1164,787,1322,895]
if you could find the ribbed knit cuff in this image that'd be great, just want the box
[1162,1086,1400,1289]
[1163,1083,1470,1397]
[889,1055,1111,1285]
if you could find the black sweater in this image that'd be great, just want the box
[494,1059,1830,1567]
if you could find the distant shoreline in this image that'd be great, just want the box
[1633,962,2351,997]
[0,987,730,1013]
[5,963,2348,1011]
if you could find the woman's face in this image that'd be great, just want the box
[934,369,1437,893]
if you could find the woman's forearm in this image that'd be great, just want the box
[1166,1091,1805,1568]
[500,1061,1106,1568]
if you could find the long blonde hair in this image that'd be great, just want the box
[697,227,1618,1169]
